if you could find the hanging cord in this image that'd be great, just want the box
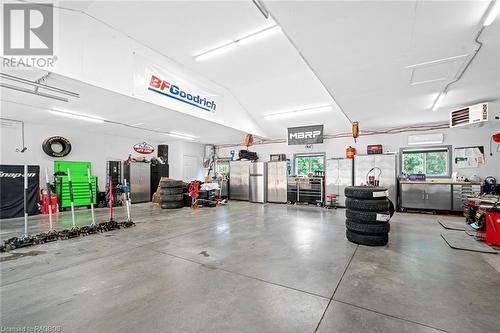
[366,167,382,185]
[0,118,27,152]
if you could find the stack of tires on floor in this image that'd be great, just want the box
[159,179,184,209]
[344,186,394,246]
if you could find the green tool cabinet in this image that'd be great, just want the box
[54,161,97,210]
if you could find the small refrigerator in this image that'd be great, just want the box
[267,161,288,203]
[325,158,354,207]
[249,162,267,203]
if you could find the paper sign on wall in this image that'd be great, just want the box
[454,146,484,168]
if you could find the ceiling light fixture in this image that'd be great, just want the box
[194,25,280,61]
[51,110,105,123]
[483,0,500,26]
[167,132,197,141]
[431,91,447,112]
[264,105,332,120]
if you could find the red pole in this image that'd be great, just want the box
[109,179,113,220]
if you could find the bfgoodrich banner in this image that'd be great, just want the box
[133,55,223,114]
[287,125,324,145]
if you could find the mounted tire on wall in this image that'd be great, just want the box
[42,136,72,158]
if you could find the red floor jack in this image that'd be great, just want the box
[58,168,80,239]
[118,179,135,228]
[189,181,200,209]
[80,168,100,235]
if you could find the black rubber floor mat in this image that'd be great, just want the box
[438,220,473,231]
[441,231,497,254]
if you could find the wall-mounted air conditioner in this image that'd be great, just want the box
[449,102,500,128]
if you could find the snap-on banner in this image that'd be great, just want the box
[287,125,324,145]
[0,165,40,218]
[133,55,223,114]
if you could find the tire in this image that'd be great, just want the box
[159,187,183,195]
[161,201,184,209]
[346,229,388,246]
[160,194,183,202]
[345,219,390,235]
[42,136,72,157]
[345,197,390,212]
[160,180,183,188]
[344,186,388,200]
[345,209,391,224]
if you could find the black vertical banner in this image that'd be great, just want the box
[0,165,40,218]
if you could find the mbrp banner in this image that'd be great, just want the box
[0,165,40,218]
[133,55,223,114]
[287,125,324,145]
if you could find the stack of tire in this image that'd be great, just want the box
[344,186,394,246]
[159,179,184,209]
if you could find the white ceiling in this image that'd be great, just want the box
[0,71,247,144]
[4,0,499,143]
[265,0,500,129]
[58,0,350,138]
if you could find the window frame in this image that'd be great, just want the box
[293,153,326,176]
[399,145,452,178]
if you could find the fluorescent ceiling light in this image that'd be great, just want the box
[51,110,104,123]
[483,0,500,26]
[194,24,280,61]
[237,26,282,46]
[167,132,197,141]
[195,43,237,62]
[431,92,447,112]
[264,105,332,120]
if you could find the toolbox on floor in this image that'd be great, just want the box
[54,161,97,210]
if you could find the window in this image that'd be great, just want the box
[294,154,324,176]
[216,159,229,176]
[401,147,450,177]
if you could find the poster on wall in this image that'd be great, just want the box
[0,165,40,218]
[287,125,324,145]
[454,146,485,168]
[133,55,223,114]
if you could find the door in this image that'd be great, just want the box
[182,155,199,182]
[276,161,288,203]
[267,162,277,202]
[326,159,340,204]
[400,184,426,209]
[374,154,397,205]
[424,184,451,210]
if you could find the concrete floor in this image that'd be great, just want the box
[0,202,499,333]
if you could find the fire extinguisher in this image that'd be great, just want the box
[346,146,356,159]
[490,133,500,156]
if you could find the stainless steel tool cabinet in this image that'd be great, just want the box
[325,158,353,207]
[354,154,397,206]
[249,162,267,203]
[266,161,288,203]
[229,160,251,201]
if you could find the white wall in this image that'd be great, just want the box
[0,122,206,190]
[216,126,500,180]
